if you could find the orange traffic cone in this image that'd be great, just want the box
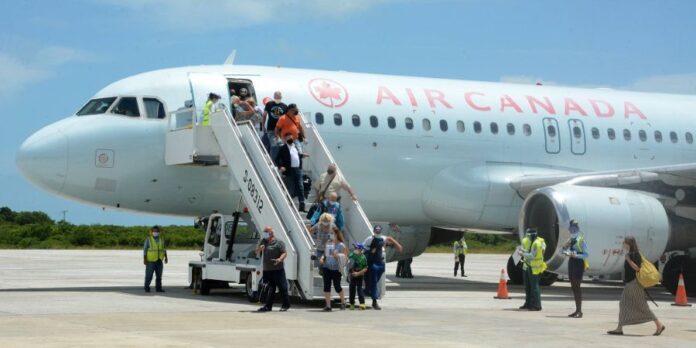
[494,268,510,299]
[671,273,692,307]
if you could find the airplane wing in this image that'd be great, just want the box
[510,163,696,219]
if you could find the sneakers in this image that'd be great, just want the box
[299,203,306,212]
[340,303,346,310]
[372,300,381,310]
[144,288,151,293]
[257,306,271,312]
[349,304,355,310]
[279,307,289,312]
[322,307,332,312]
[359,304,366,310]
[155,289,165,293]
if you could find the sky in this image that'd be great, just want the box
[1,0,695,225]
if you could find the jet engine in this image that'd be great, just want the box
[382,225,431,262]
[516,185,670,277]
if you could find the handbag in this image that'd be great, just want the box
[305,174,336,219]
[636,254,661,288]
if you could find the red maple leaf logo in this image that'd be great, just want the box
[308,79,349,108]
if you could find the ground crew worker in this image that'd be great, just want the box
[562,219,589,318]
[143,225,168,293]
[517,228,546,311]
[201,93,221,126]
[453,236,468,277]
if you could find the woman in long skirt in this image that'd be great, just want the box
[607,236,665,336]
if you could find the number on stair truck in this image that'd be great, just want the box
[242,169,264,214]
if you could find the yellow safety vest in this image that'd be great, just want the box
[528,237,547,275]
[146,236,166,262]
[454,241,465,256]
[202,100,214,126]
[565,235,590,270]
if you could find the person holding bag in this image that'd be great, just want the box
[607,236,665,336]
[320,230,348,311]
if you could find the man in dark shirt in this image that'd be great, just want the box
[261,91,288,159]
[256,226,290,312]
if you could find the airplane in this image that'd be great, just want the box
[16,63,696,295]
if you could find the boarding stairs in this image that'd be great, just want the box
[166,106,376,299]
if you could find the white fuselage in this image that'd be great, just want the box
[16,65,696,230]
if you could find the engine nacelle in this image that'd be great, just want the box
[382,225,431,262]
[519,185,669,276]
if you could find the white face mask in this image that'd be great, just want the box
[262,232,269,239]
[274,98,282,103]
[152,232,159,237]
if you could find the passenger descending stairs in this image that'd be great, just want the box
[208,109,376,299]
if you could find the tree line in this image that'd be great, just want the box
[0,207,204,249]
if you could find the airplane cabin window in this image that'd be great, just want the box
[474,121,482,133]
[405,117,414,130]
[591,127,600,139]
[687,132,694,144]
[490,122,499,134]
[654,130,663,143]
[623,129,631,141]
[315,112,324,124]
[422,118,431,131]
[573,126,582,139]
[523,124,532,136]
[639,130,647,142]
[546,125,556,137]
[456,120,465,132]
[77,97,117,116]
[334,113,342,126]
[507,123,515,135]
[112,97,140,117]
[143,98,166,119]
[388,116,396,129]
[440,119,448,132]
[370,115,379,128]
[670,131,678,143]
[607,128,616,140]
[352,114,360,127]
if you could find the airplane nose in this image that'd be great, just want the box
[16,127,68,194]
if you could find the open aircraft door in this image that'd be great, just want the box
[188,72,230,125]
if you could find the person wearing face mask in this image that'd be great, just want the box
[320,230,348,311]
[561,219,589,318]
[310,213,339,272]
[275,104,305,148]
[363,224,403,310]
[517,228,546,311]
[261,91,288,157]
[256,226,290,312]
[201,93,221,126]
[275,133,306,212]
[309,192,344,230]
[607,236,665,336]
[143,226,168,293]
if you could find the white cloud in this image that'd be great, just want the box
[500,73,696,95]
[0,46,91,98]
[96,0,398,30]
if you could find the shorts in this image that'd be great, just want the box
[568,258,585,281]
[322,268,342,293]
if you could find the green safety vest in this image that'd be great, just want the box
[522,237,547,275]
[565,235,590,270]
[202,100,214,126]
[146,236,166,262]
[454,240,467,256]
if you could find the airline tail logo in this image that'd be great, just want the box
[308,78,349,108]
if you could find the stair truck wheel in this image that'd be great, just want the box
[200,277,211,295]
[245,273,258,302]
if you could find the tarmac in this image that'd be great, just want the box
[0,250,694,347]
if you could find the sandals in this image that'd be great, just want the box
[653,325,666,336]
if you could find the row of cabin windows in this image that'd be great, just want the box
[587,127,694,144]
[314,112,533,136]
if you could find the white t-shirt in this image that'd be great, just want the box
[289,144,300,168]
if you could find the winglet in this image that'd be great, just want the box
[224,49,237,65]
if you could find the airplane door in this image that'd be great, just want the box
[542,118,560,154]
[188,72,230,125]
[568,119,586,155]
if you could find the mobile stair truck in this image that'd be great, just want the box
[164,72,381,301]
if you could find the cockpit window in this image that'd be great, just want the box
[112,97,140,117]
[143,98,166,119]
[76,97,117,116]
